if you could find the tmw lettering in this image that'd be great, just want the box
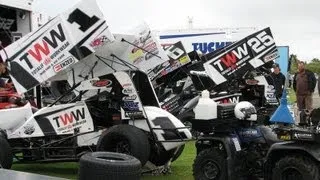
[53,108,85,128]
[19,23,66,69]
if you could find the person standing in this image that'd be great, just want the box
[293,61,317,111]
[271,63,286,99]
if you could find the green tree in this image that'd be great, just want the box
[306,61,320,74]
[289,54,298,74]
[311,58,320,63]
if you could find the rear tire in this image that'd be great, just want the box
[272,155,319,180]
[96,125,150,166]
[193,148,227,180]
[0,137,13,169]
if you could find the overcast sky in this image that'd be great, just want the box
[33,0,320,61]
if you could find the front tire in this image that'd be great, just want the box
[272,155,319,180]
[193,148,227,180]
[96,125,150,166]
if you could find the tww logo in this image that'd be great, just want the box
[212,43,248,72]
[53,108,85,128]
[20,23,66,69]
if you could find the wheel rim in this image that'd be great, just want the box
[281,167,303,180]
[115,140,130,154]
[202,160,220,179]
[106,136,131,155]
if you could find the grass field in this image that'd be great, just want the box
[11,141,196,180]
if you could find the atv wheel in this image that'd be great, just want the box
[193,148,226,180]
[0,137,13,169]
[79,152,141,180]
[272,155,319,180]
[96,125,150,166]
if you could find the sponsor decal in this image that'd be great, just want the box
[239,129,259,137]
[122,88,134,95]
[264,51,279,62]
[90,35,111,48]
[20,23,68,70]
[123,101,139,111]
[90,79,112,87]
[23,124,35,135]
[122,95,137,101]
[245,79,259,85]
[293,132,313,140]
[124,111,144,119]
[122,83,132,88]
[203,28,278,86]
[218,96,240,104]
[129,28,160,64]
[53,56,75,72]
[152,41,191,78]
[52,107,87,133]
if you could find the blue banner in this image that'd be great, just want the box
[275,46,289,76]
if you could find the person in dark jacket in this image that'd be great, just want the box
[293,61,317,111]
[271,63,286,99]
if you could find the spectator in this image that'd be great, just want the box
[271,63,286,99]
[293,61,317,111]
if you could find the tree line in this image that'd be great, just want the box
[289,54,320,74]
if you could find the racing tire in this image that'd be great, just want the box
[96,125,150,166]
[79,152,141,180]
[272,155,319,180]
[0,136,13,169]
[193,148,227,180]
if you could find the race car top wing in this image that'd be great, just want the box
[0,0,114,94]
[49,22,170,86]
[202,27,279,86]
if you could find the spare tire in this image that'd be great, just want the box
[79,152,141,180]
[96,125,150,166]
[0,136,12,169]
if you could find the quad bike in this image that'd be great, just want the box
[263,107,320,180]
[191,95,282,180]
